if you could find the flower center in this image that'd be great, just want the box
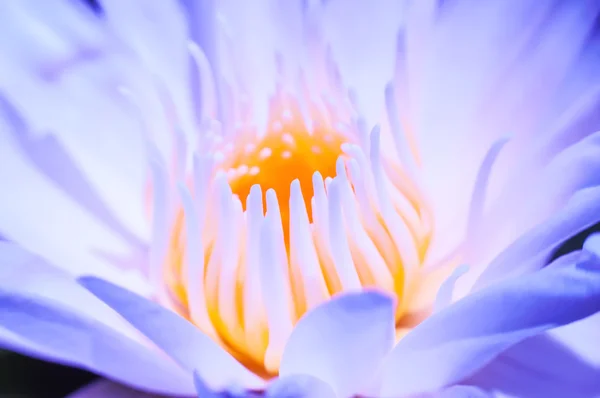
[162,94,434,378]
[220,99,348,246]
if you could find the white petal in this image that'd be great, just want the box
[321,0,406,126]
[408,0,600,260]
[0,243,191,395]
[0,106,149,291]
[80,276,265,391]
[66,380,156,398]
[280,291,395,397]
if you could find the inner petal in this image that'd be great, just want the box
[160,92,433,378]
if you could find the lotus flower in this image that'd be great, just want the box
[1,0,600,397]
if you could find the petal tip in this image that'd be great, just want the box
[77,275,105,293]
[336,289,396,315]
[583,233,600,258]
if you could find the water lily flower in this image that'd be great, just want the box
[2,0,600,397]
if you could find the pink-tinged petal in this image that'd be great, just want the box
[267,374,336,398]
[466,334,600,398]
[407,0,600,260]
[0,286,193,395]
[473,129,600,272]
[379,243,600,397]
[471,186,600,291]
[279,291,395,397]
[79,276,265,391]
[66,380,158,398]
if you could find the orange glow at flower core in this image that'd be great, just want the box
[162,95,436,378]
[221,103,348,246]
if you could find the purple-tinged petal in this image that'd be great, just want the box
[466,334,600,398]
[79,276,265,391]
[479,79,600,253]
[0,95,144,253]
[193,371,227,398]
[528,76,600,170]
[100,0,196,139]
[193,371,336,398]
[66,380,159,398]
[279,291,395,397]
[0,1,150,240]
[184,0,277,129]
[0,243,191,394]
[408,0,600,261]
[267,374,336,398]
[514,131,600,232]
[321,0,405,125]
[471,186,600,291]
[379,243,600,397]
[434,386,491,398]
[549,312,600,370]
[0,242,149,338]
[0,101,151,288]
[193,370,267,398]
[410,385,492,398]
[0,285,193,395]
[471,129,600,275]
[0,0,107,80]
[178,0,220,122]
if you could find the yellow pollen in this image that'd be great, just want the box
[162,96,435,378]
[219,102,347,246]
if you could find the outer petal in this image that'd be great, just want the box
[0,242,152,339]
[192,373,337,398]
[0,1,149,242]
[66,380,159,398]
[79,276,265,391]
[410,385,492,398]
[0,96,152,287]
[470,186,600,292]
[379,244,600,397]
[193,371,229,398]
[471,130,600,273]
[0,0,151,284]
[0,1,107,83]
[267,374,336,398]
[467,334,600,398]
[0,275,193,394]
[279,291,395,397]
[549,312,600,370]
